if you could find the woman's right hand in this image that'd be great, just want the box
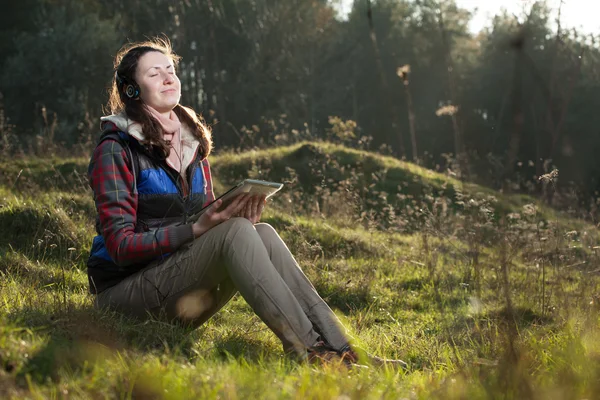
[192,193,250,238]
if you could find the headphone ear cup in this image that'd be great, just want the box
[125,84,139,99]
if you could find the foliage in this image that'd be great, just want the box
[0,0,121,144]
[2,0,600,198]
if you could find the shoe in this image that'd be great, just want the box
[306,341,346,365]
[306,342,408,370]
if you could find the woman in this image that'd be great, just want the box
[87,37,402,367]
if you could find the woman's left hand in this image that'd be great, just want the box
[238,194,266,224]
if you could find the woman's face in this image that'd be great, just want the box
[134,51,181,113]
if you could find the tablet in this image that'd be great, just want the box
[188,179,283,222]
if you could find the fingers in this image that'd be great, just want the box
[223,193,250,217]
[259,195,266,213]
[211,193,267,225]
[254,195,266,222]
[249,195,259,220]
[244,202,251,221]
[205,199,222,217]
[250,195,265,224]
[228,193,246,209]
[254,195,263,223]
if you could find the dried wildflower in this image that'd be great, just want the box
[522,204,537,216]
[436,105,459,117]
[538,169,559,183]
[396,65,411,83]
[397,64,411,76]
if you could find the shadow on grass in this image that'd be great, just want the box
[447,305,555,351]
[0,206,86,263]
[8,306,199,383]
[398,277,427,291]
[8,303,280,384]
[212,335,276,363]
[0,250,87,292]
[485,306,553,328]
[314,281,371,314]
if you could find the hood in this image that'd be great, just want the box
[100,113,146,142]
[100,112,201,173]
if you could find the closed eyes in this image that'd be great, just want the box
[149,72,175,77]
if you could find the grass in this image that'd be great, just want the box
[1,141,600,398]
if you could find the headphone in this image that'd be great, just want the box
[115,71,140,100]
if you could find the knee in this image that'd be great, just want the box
[224,217,256,235]
[254,222,278,240]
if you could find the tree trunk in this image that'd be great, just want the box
[207,0,228,144]
[403,82,418,162]
[503,42,524,191]
[436,3,468,177]
[366,0,405,157]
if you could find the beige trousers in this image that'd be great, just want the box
[96,218,351,355]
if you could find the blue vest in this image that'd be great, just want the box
[87,131,207,293]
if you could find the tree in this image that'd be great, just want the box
[1,0,121,141]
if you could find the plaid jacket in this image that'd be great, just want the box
[87,125,215,293]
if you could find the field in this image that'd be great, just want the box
[1,142,600,399]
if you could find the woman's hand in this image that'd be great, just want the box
[237,194,266,224]
[192,193,250,238]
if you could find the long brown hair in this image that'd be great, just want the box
[106,36,212,160]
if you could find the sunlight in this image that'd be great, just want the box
[331,0,600,34]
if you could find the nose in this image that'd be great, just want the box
[164,72,175,84]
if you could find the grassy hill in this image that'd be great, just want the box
[1,142,600,399]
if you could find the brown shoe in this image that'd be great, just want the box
[306,341,345,365]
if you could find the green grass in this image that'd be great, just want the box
[1,142,600,399]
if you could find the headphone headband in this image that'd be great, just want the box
[115,71,124,86]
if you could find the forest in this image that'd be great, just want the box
[2,0,599,207]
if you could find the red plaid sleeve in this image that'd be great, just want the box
[202,158,215,206]
[89,139,193,267]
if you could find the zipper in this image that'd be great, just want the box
[135,144,183,198]
[161,164,185,198]
[183,163,197,224]
[147,144,203,225]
